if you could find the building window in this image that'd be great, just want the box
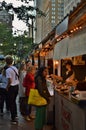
[51,20,55,23]
[52,3,55,6]
[52,8,55,11]
[52,0,55,2]
[52,16,55,19]
[52,11,55,15]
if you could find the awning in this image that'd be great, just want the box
[53,28,86,60]
[53,37,68,60]
[56,16,69,35]
[67,28,86,57]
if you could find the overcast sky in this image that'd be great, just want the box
[0,0,34,34]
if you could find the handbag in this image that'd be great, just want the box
[28,89,47,106]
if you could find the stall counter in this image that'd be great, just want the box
[54,90,86,130]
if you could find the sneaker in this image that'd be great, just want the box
[11,120,18,125]
[25,116,32,121]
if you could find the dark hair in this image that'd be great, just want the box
[65,60,73,68]
[36,66,47,77]
[4,65,9,70]
[5,55,13,65]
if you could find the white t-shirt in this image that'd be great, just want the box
[6,66,19,86]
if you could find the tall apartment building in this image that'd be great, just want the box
[35,0,81,44]
[34,0,64,44]
[64,0,81,17]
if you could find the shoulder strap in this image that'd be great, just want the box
[10,67,19,79]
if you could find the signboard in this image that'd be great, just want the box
[56,16,69,36]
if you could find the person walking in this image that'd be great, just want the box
[5,55,19,125]
[0,67,8,115]
[23,65,36,121]
[35,66,51,130]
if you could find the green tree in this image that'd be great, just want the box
[13,35,32,59]
[0,23,32,59]
[0,23,13,55]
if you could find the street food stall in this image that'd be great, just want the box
[31,1,86,129]
[53,1,86,130]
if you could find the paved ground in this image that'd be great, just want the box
[0,99,53,130]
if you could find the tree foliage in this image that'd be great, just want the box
[0,23,13,55]
[1,1,46,24]
[0,1,46,59]
[0,23,33,58]
[13,35,33,58]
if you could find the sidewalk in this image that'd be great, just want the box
[0,99,53,130]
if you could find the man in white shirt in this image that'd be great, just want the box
[5,55,19,125]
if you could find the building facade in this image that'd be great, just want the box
[34,0,81,45]
[64,0,81,17]
[34,0,64,44]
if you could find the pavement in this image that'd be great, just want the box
[0,98,53,130]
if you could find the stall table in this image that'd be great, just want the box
[55,90,86,130]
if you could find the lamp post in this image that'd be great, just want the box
[13,43,16,64]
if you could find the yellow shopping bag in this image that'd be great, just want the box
[28,89,47,106]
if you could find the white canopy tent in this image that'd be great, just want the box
[53,28,86,60]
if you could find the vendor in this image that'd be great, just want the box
[51,60,78,86]
[62,60,75,83]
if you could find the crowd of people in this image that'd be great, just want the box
[0,55,51,130]
[0,54,78,130]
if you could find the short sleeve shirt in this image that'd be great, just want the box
[6,66,19,86]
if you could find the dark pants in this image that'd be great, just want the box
[0,88,9,113]
[19,96,32,116]
[8,85,19,120]
[19,97,27,115]
[26,96,32,116]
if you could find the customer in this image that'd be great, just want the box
[35,66,51,130]
[18,63,26,116]
[25,59,31,70]
[5,55,19,125]
[0,67,8,115]
[23,65,36,121]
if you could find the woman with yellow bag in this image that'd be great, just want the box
[34,66,51,130]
